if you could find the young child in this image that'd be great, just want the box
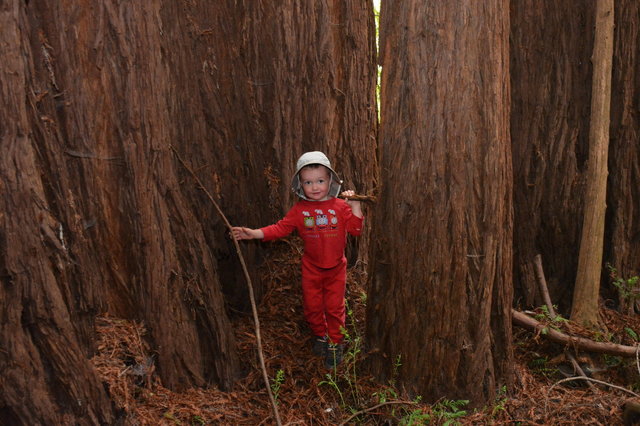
[231,151,363,368]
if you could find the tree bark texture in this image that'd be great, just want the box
[367,0,513,405]
[510,1,595,309]
[572,0,614,326]
[0,1,376,423]
[236,0,378,266]
[606,0,640,313]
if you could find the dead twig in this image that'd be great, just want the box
[534,254,596,391]
[170,145,282,426]
[534,254,557,318]
[544,376,639,419]
[567,353,598,392]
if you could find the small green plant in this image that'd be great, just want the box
[319,370,346,407]
[270,369,285,404]
[534,304,551,320]
[607,263,640,302]
[318,291,413,421]
[533,305,568,334]
[341,299,366,406]
[396,399,469,425]
[163,411,182,425]
[399,407,431,425]
[491,385,508,416]
[372,387,398,404]
[393,354,402,375]
[534,305,568,323]
[592,330,614,342]
[529,356,558,378]
[383,353,402,388]
[626,327,639,342]
[431,399,469,425]
[191,415,205,425]
[603,354,622,367]
[319,318,351,408]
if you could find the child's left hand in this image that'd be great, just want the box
[341,190,363,218]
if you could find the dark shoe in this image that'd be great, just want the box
[312,335,328,356]
[324,343,343,369]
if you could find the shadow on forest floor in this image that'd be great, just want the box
[93,238,639,424]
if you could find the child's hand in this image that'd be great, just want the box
[340,190,363,218]
[231,227,264,240]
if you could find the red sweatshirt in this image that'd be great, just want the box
[261,198,363,269]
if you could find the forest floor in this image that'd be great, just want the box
[93,238,640,425]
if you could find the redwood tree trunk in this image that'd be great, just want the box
[0,1,376,423]
[237,0,378,265]
[510,1,595,309]
[366,0,513,404]
[606,0,640,313]
[572,0,614,327]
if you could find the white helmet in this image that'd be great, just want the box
[291,151,342,200]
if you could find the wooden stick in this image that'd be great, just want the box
[544,376,639,421]
[171,146,282,426]
[534,254,556,318]
[337,193,377,203]
[533,254,596,390]
[512,309,639,357]
[547,376,639,399]
[567,352,598,392]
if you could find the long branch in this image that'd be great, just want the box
[512,309,639,357]
[171,146,282,426]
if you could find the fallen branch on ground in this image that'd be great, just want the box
[512,309,640,358]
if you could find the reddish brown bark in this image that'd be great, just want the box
[510,1,595,309]
[606,0,640,313]
[238,1,378,262]
[367,0,513,405]
[0,1,376,423]
[572,0,615,327]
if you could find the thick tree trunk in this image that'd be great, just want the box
[237,1,378,267]
[367,0,512,405]
[606,0,640,314]
[510,1,595,309]
[1,2,242,423]
[0,1,376,423]
[572,0,614,327]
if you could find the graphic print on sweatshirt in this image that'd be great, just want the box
[301,209,338,232]
[303,211,315,228]
[315,209,328,230]
[328,209,338,229]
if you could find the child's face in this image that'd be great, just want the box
[299,166,331,201]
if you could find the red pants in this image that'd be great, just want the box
[301,257,347,344]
